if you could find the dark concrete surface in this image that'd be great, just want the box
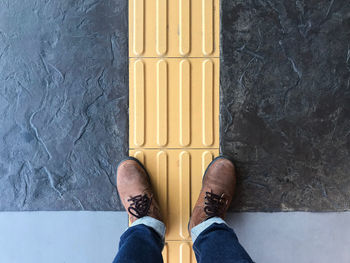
[0,0,128,210]
[1,0,349,212]
[221,0,350,211]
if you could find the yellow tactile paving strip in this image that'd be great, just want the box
[129,58,219,149]
[129,0,219,262]
[129,0,220,58]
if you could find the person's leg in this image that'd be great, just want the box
[113,217,165,263]
[188,156,254,263]
[113,157,165,263]
[191,218,253,263]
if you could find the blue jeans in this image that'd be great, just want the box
[113,217,254,263]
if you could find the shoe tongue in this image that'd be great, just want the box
[207,179,232,197]
[204,184,227,197]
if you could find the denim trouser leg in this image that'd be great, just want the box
[192,217,254,263]
[113,216,253,263]
[112,216,166,263]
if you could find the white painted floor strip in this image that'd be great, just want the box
[0,212,128,263]
[0,212,349,263]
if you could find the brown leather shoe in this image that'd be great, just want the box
[188,156,236,233]
[117,157,162,224]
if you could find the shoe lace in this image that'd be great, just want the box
[127,194,152,219]
[204,191,226,218]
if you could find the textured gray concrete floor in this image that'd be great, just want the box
[0,212,349,263]
[0,0,128,211]
[221,0,350,211]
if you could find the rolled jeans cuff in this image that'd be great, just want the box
[130,216,166,241]
[191,217,227,243]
